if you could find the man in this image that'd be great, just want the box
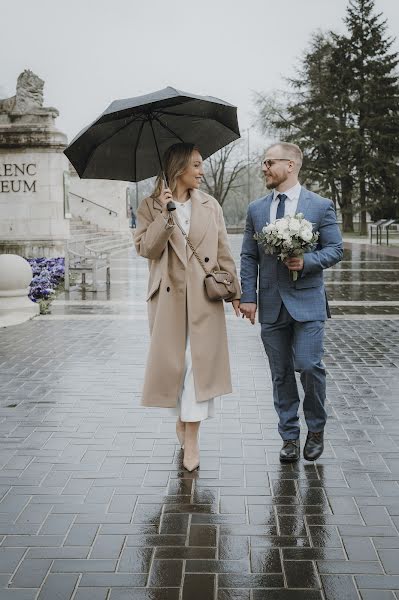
[240,142,343,462]
[128,206,136,228]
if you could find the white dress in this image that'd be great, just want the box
[168,199,215,422]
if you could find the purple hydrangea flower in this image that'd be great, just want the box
[25,257,65,302]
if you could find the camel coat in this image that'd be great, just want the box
[134,189,240,408]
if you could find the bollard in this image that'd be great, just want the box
[0,254,40,327]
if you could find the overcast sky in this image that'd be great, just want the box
[1,0,398,150]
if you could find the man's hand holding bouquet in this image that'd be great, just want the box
[254,213,319,281]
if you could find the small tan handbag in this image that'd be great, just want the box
[174,217,237,302]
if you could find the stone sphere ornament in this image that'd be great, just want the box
[0,254,39,327]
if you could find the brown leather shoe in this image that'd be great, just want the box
[280,439,300,463]
[303,431,324,461]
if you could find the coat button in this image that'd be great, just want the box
[204,257,209,262]
[166,286,170,292]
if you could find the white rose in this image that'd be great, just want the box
[301,218,312,229]
[276,219,289,232]
[300,229,313,242]
[263,223,275,234]
[288,219,301,233]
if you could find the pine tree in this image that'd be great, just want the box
[255,0,399,232]
[255,33,357,231]
[344,0,399,232]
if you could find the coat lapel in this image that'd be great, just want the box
[152,197,187,266]
[186,190,212,261]
[264,193,273,225]
[296,186,311,218]
[255,193,273,232]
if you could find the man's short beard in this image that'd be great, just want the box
[265,174,287,190]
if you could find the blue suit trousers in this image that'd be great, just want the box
[260,304,327,440]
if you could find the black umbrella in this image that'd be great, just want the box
[64,86,240,210]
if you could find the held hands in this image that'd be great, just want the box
[239,302,257,325]
[285,257,304,271]
[232,299,240,317]
[232,300,256,324]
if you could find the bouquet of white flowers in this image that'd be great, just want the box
[254,213,319,281]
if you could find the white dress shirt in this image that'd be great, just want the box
[270,181,302,222]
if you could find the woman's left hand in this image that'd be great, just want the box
[232,299,240,317]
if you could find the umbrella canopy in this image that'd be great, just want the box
[64,86,240,182]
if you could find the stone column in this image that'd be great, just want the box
[0,70,69,257]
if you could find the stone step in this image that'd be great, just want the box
[71,232,109,242]
[69,215,131,256]
[86,233,131,243]
[70,221,97,226]
[86,234,132,246]
[70,225,98,232]
[72,231,122,240]
[86,233,133,246]
[70,217,92,225]
[86,241,133,255]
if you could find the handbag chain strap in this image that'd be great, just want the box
[172,215,210,275]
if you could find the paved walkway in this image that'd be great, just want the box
[0,236,399,599]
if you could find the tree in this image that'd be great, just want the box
[255,33,358,231]
[202,141,247,207]
[344,0,399,232]
[254,0,399,233]
[222,159,266,226]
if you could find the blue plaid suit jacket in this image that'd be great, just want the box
[240,187,343,323]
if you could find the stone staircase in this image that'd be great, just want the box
[69,217,133,255]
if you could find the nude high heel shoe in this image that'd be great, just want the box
[183,422,200,472]
[176,418,185,449]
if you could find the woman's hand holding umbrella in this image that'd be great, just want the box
[158,185,174,208]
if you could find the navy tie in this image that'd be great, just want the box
[276,193,287,219]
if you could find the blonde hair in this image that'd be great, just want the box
[151,142,200,199]
[266,142,303,169]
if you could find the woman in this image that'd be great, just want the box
[134,143,240,471]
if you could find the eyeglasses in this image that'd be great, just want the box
[262,158,293,169]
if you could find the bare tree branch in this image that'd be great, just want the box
[202,141,248,207]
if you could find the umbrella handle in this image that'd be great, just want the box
[162,172,176,212]
[149,118,175,212]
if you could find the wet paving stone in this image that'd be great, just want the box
[182,573,215,600]
[109,589,180,600]
[0,240,399,598]
[250,548,282,572]
[252,592,323,600]
[117,546,153,572]
[218,590,251,600]
[37,574,80,600]
[147,558,183,587]
[321,574,360,599]
[284,559,320,588]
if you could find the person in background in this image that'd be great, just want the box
[128,205,136,228]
